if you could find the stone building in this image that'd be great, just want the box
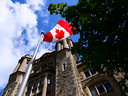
[1,38,124,96]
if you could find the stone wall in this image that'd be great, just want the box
[1,82,20,96]
[55,49,86,96]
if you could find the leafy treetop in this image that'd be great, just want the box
[48,0,128,94]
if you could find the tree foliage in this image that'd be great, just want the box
[48,0,128,94]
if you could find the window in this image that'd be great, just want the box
[84,70,96,78]
[63,63,66,71]
[67,43,69,48]
[91,88,98,96]
[34,83,38,88]
[85,72,90,77]
[48,79,51,84]
[24,63,28,71]
[27,85,32,91]
[90,70,96,75]
[61,44,63,49]
[97,86,105,94]
[104,82,112,91]
[40,79,44,85]
[89,81,114,96]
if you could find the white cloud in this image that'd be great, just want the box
[0,0,54,91]
[26,0,46,11]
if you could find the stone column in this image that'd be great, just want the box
[69,40,73,49]
[19,58,27,71]
[101,82,107,93]
[42,73,48,96]
[81,72,86,80]
[86,86,92,96]
[88,69,92,75]
[29,82,34,96]
[57,42,61,51]
[63,39,68,48]
[13,62,20,73]
[37,78,41,93]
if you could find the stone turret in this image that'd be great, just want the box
[1,55,31,96]
[13,54,32,73]
[55,38,73,51]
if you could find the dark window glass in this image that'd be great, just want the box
[34,83,38,88]
[91,89,98,96]
[97,86,105,94]
[28,85,32,91]
[104,83,112,91]
[61,45,63,49]
[90,70,96,75]
[85,72,90,78]
[48,79,51,84]
[40,80,44,85]
[63,63,65,71]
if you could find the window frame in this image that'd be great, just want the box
[84,69,96,78]
[89,81,114,96]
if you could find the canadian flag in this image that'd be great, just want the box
[43,20,75,42]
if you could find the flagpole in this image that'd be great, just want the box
[16,32,44,96]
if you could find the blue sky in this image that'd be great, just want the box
[0,0,79,95]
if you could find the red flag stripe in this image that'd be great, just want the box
[43,31,53,42]
[57,20,75,36]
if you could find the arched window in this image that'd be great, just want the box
[89,81,116,96]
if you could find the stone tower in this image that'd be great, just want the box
[1,38,124,96]
[55,38,85,96]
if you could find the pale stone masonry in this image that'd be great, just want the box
[1,38,125,96]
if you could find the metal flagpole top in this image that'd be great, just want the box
[41,32,44,35]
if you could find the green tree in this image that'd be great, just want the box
[48,0,128,94]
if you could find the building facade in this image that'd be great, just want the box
[1,38,124,96]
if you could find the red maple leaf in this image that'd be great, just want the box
[55,29,65,40]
